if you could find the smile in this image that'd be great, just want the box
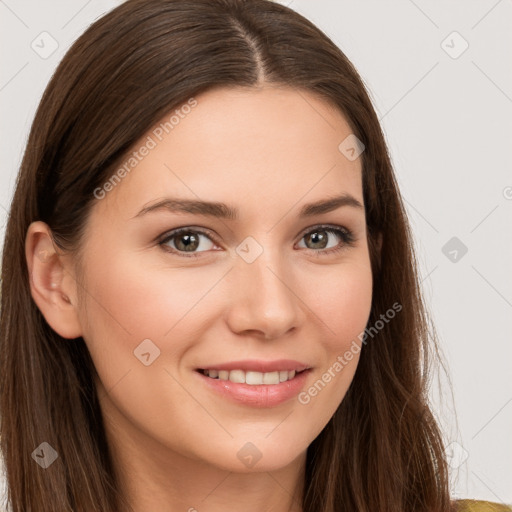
[198,368,307,385]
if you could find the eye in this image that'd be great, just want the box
[158,227,218,258]
[296,225,355,256]
[158,224,356,259]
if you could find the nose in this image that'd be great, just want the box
[224,244,303,341]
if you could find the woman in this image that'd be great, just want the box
[0,0,509,511]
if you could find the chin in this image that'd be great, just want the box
[201,438,307,474]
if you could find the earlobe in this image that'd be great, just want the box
[25,221,83,339]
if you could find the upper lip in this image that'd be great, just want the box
[196,359,311,373]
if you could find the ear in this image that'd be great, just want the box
[25,221,83,339]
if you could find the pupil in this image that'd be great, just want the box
[308,231,327,249]
[177,233,198,252]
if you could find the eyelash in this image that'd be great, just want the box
[157,224,356,259]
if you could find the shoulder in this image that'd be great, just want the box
[453,499,512,512]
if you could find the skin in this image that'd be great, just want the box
[25,85,380,512]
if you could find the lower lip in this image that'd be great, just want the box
[195,369,311,408]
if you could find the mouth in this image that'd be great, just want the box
[194,362,313,407]
[196,368,310,385]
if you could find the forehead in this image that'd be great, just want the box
[95,85,363,222]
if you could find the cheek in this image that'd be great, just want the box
[296,264,372,426]
[77,249,226,391]
[331,274,373,343]
[297,258,372,407]
[305,259,373,349]
[82,250,213,340]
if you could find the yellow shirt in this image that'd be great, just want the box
[455,500,512,512]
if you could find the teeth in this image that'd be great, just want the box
[229,369,245,383]
[203,369,300,385]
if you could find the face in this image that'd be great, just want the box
[30,85,374,475]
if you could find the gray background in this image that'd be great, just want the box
[0,0,511,505]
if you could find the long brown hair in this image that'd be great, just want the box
[0,0,455,510]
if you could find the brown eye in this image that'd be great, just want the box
[159,228,217,257]
[304,230,330,250]
[297,225,355,255]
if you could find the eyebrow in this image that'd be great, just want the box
[132,193,364,220]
